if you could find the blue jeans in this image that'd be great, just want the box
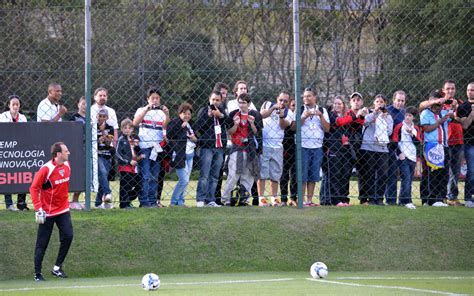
[95,156,112,206]
[196,148,224,203]
[385,147,399,204]
[139,148,161,207]
[464,144,474,202]
[301,147,323,182]
[447,144,463,200]
[398,158,416,205]
[170,153,194,206]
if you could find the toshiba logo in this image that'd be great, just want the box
[54,177,70,185]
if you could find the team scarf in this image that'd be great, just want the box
[423,113,445,170]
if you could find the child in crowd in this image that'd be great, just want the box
[167,103,198,207]
[392,106,421,209]
[96,108,115,208]
[116,118,144,209]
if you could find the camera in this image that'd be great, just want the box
[445,99,453,105]
[379,106,387,113]
[209,104,217,111]
[151,105,162,110]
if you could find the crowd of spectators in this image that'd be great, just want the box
[2,80,474,210]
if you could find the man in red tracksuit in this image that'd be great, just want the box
[30,142,73,282]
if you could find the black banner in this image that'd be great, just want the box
[0,122,85,193]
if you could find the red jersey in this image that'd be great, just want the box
[30,160,71,217]
[443,101,464,146]
[231,113,249,147]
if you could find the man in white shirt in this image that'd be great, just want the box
[37,83,68,122]
[257,91,293,206]
[90,87,119,144]
[300,87,330,206]
[226,80,257,114]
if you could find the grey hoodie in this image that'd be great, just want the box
[360,110,393,153]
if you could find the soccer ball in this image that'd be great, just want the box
[310,262,328,279]
[141,273,160,291]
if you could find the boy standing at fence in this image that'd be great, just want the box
[116,119,144,209]
[392,106,421,209]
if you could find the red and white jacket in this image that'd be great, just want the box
[30,160,71,217]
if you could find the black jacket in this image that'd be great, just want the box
[115,134,142,166]
[195,105,227,149]
[167,117,194,169]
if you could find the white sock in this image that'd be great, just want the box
[53,265,60,271]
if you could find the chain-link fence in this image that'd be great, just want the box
[1,1,473,209]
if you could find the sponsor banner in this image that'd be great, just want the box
[0,122,85,193]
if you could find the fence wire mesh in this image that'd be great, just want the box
[1,1,473,209]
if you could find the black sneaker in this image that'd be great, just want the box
[34,273,46,282]
[51,268,68,278]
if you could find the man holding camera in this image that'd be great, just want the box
[419,80,463,205]
[133,88,170,207]
[457,82,474,207]
[30,142,73,281]
[195,90,227,207]
[257,91,293,206]
[420,91,453,206]
[222,93,262,206]
[300,88,330,206]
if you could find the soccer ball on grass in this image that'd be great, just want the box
[310,262,328,279]
[141,273,160,291]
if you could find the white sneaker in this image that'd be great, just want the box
[259,197,270,207]
[7,205,18,211]
[271,196,281,207]
[465,201,474,208]
[196,201,205,208]
[103,194,112,203]
[96,203,106,209]
[432,201,448,207]
[69,202,83,210]
[405,203,416,210]
[206,202,221,207]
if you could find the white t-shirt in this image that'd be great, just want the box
[91,104,119,129]
[37,98,62,122]
[398,122,418,162]
[134,107,167,149]
[226,99,257,115]
[301,105,329,149]
[260,101,294,149]
[0,111,27,122]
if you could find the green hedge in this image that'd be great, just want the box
[1,206,472,280]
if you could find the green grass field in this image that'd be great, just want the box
[1,271,473,295]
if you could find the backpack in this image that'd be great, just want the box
[230,183,250,207]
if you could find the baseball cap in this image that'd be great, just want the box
[98,108,109,116]
[350,92,363,100]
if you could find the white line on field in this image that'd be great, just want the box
[0,278,295,292]
[333,276,474,280]
[307,278,468,296]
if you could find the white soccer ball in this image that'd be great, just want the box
[310,262,328,279]
[141,273,160,291]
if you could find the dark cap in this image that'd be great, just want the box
[97,108,109,116]
[429,90,443,100]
